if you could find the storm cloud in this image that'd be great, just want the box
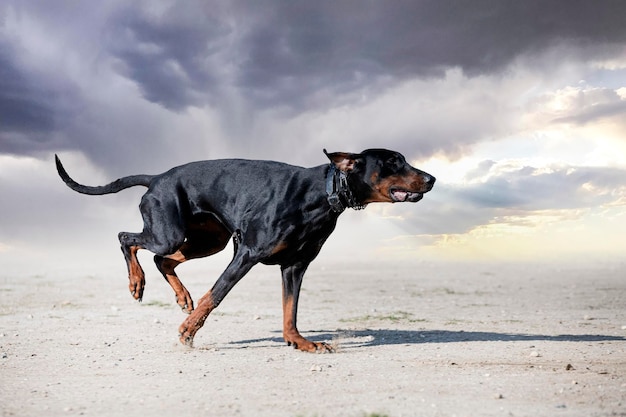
[2,0,626,162]
[105,1,626,110]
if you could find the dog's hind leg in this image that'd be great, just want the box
[154,216,232,314]
[119,194,187,303]
[118,233,148,302]
[154,253,192,312]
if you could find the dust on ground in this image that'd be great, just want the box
[1,261,625,416]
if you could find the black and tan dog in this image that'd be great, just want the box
[55,149,435,352]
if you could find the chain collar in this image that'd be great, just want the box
[325,164,367,213]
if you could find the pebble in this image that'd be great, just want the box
[310,364,323,372]
[621,325,626,330]
[530,351,540,357]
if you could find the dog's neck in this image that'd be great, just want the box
[325,164,366,213]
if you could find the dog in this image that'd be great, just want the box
[55,149,435,352]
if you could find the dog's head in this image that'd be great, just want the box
[324,148,435,204]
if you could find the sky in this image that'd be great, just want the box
[1,0,626,276]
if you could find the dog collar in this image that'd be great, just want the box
[325,164,366,213]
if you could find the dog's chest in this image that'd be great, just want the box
[259,208,337,266]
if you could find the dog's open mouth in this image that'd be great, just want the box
[390,188,423,203]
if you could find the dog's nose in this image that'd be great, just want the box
[422,174,435,191]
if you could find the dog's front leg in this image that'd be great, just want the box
[178,248,255,347]
[281,263,333,353]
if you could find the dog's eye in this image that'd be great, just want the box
[386,156,403,169]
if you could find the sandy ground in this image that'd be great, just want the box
[1,259,625,417]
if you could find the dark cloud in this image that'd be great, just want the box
[0,39,78,144]
[0,41,55,134]
[231,0,626,110]
[105,3,231,111]
[0,34,83,157]
[101,0,626,111]
[2,0,626,165]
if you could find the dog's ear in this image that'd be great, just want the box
[323,149,361,172]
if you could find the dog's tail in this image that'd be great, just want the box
[55,154,153,195]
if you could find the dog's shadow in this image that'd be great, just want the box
[229,328,626,350]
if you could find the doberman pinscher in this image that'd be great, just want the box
[55,149,435,352]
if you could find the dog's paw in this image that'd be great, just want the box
[127,270,145,302]
[176,293,194,314]
[179,333,194,347]
[178,321,197,347]
[128,279,145,302]
[313,342,335,353]
[286,337,335,353]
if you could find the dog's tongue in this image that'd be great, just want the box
[392,190,408,202]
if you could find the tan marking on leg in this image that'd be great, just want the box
[271,242,288,255]
[128,245,145,301]
[165,250,188,263]
[282,294,333,353]
[178,290,215,347]
[159,251,194,313]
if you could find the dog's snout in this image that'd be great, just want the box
[421,172,435,188]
